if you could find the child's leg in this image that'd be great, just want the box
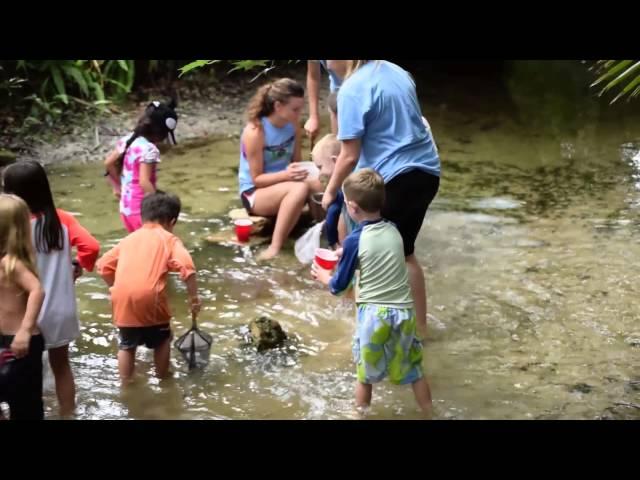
[355,382,372,408]
[153,338,171,379]
[117,327,143,382]
[411,376,433,415]
[48,344,76,416]
[386,308,432,416]
[7,335,44,420]
[352,305,386,410]
[118,349,136,382]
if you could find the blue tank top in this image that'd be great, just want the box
[238,117,296,194]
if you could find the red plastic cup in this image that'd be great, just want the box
[315,248,338,270]
[234,219,253,243]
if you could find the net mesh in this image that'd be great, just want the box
[174,328,212,370]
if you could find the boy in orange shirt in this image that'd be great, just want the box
[97,192,201,382]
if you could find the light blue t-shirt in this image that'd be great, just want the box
[318,60,343,93]
[238,117,296,194]
[337,61,440,182]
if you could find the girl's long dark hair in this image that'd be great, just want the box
[2,160,64,253]
[115,98,178,176]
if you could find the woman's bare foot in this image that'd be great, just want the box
[257,245,280,261]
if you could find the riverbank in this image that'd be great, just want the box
[0,63,326,166]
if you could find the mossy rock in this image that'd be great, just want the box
[248,316,287,351]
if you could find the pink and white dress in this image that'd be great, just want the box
[116,134,160,232]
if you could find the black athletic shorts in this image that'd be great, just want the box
[381,169,440,257]
[118,324,171,350]
[0,334,44,420]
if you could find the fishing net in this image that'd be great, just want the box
[174,316,212,370]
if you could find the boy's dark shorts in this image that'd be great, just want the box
[382,169,440,257]
[118,324,172,350]
[0,333,44,420]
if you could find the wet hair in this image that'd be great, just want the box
[343,168,385,213]
[245,78,304,125]
[141,191,181,224]
[327,91,338,115]
[2,160,64,253]
[115,98,178,176]
[0,194,38,280]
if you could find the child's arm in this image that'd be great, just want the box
[312,232,359,296]
[11,260,45,358]
[104,148,120,175]
[168,238,200,316]
[184,273,201,316]
[311,262,332,286]
[139,163,156,195]
[104,148,122,197]
[58,210,101,272]
[138,144,161,195]
[324,190,344,248]
[96,244,121,287]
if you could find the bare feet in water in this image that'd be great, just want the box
[256,245,280,261]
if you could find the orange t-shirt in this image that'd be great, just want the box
[96,223,196,327]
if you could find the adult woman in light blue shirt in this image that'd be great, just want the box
[321,60,440,338]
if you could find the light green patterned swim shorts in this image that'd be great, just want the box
[353,304,424,385]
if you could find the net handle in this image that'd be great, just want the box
[189,312,198,370]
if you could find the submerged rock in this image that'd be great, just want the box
[248,316,287,352]
[569,383,593,394]
[624,380,640,393]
